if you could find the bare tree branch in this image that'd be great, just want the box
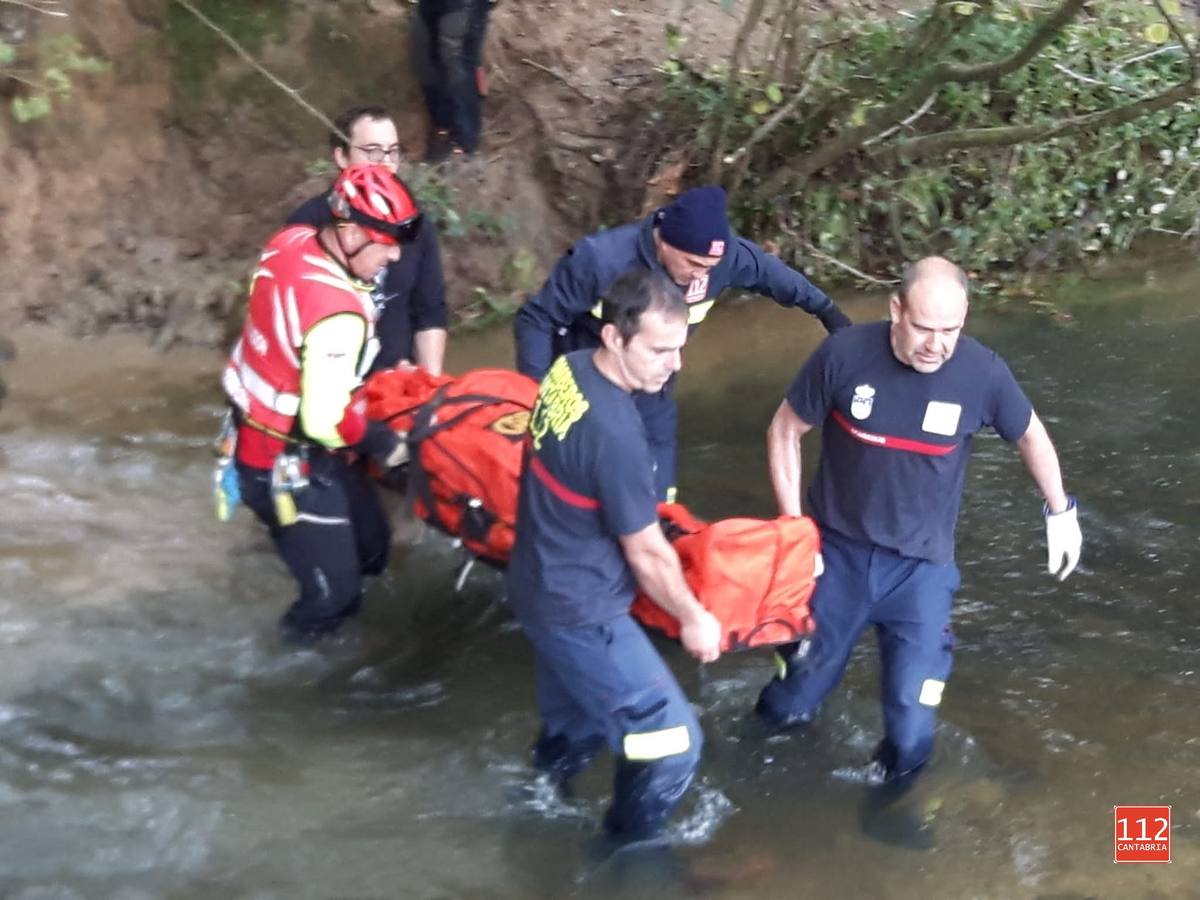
[1052,62,1125,92]
[876,82,1195,163]
[520,57,596,103]
[0,0,67,16]
[171,0,342,139]
[785,5,967,156]
[1111,44,1182,74]
[895,0,962,72]
[862,91,937,146]
[4,71,40,88]
[752,0,1092,201]
[941,0,1088,83]
[709,0,769,182]
[801,240,898,285]
[725,52,824,180]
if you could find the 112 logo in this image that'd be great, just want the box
[1113,805,1171,864]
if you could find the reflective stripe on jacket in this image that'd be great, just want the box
[222,225,378,463]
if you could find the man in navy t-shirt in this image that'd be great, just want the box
[507,268,722,845]
[757,256,1083,787]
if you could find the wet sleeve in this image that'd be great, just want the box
[592,418,658,538]
[727,237,835,316]
[298,313,367,448]
[409,221,450,332]
[784,336,837,427]
[514,241,602,379]
[985,354,1034,442]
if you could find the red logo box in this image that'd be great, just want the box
[1114,805,1171,864]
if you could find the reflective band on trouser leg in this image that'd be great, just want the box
[773,651,789,681]
[918,678,945,707]
[623,724,691,761]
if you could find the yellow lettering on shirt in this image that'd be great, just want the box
[530,357,590,450]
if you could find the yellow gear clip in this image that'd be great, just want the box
[272,489,298,527]
[270,452,304,527]
[212,410,239,523]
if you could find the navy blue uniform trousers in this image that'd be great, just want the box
[411,0,491,153]
[757,529,960,778]
[520,613,702,840]
[238,453,391,639]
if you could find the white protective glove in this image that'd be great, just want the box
[1044,497,1081,581]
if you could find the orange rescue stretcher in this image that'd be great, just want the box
[364,366,819,649]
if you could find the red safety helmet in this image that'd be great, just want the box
[329,164,423,245]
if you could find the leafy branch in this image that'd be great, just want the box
[752,0,1094,201]
[877,81,1195,164]
[652,0,1200,279]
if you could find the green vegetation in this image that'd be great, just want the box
[163,0,290,113]
[402,165,535,329]
[454,245,541,331]
[1,28,108,123]
[656,0,1200,282]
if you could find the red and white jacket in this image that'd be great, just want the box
[222,225,379,468]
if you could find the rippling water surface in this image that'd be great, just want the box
[1,256,1197,899]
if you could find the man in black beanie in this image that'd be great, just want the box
[514,185,851,502]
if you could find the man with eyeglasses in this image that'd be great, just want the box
[288,105,449,376]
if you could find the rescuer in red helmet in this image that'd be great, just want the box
[220,164,423,641]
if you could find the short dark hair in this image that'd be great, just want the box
[330,104,392,153]
[897,256,969,306]
[600,269,687,342]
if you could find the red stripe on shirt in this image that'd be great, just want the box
[830,409,959,457]
[529,452,601,509]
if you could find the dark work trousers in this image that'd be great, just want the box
[756,528,960,780]
[632,379,678,503]
[411,0,492,153]
[238,453,391,640]
[520,613,702,841]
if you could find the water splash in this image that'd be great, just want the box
[672,780,736,845]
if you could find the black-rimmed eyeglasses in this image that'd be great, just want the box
[353,144,403,164]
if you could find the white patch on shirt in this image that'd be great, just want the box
[921,401,961,436]
[685,274,709,303]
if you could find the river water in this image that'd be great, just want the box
[0,255,1197,899]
